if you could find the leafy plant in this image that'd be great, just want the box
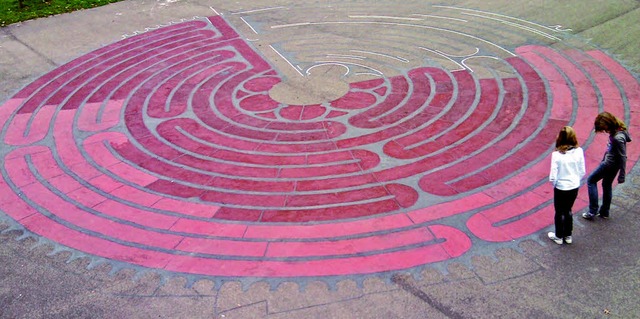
[1,0,123,27]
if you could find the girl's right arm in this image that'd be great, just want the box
[613,133,627,183]
[578,148,586,180]
[549,152,558,186]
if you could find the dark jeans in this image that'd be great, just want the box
[587,164,617,217]
[554,187,578,238]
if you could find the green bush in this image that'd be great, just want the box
[0,0,123,27]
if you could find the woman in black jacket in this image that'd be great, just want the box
[583,112,632,220]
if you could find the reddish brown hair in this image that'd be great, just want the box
[594,112,627,133]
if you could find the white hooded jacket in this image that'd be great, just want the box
[549,147,586,190]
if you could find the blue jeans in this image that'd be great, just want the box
[587,164,617,216]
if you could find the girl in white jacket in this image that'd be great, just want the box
[549,126,585,245]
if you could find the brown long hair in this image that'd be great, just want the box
[556,126,579,153]
[594,112,627,133]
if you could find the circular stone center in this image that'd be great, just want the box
[269,64,350,105]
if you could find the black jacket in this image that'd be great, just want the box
[602,130,632,183]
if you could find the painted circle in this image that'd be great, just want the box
[1,6,639,278]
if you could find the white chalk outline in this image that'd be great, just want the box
[240,16,259,34]
[434,5,563,34]
[271,22,312,28]
[418,46,466,71]
[460,12,561,41]
[354,72,384,77]
[348,15,423,21]
[350,49,410,63]
[326,54,367,61]
[269,45,304,77]
[270,21,515,57]
[433,47,480,58]
[306,63,351,76]
[549,25,573,32]
[310,61,384,76]
[460,56,501,73]
[231,6,287,15]
[121,16,201,38]
[411,14,468,23]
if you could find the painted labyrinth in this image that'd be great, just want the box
[1,12,639,278]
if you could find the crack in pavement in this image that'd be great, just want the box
[392,274,467,319]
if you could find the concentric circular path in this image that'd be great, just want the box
[1,4,639,279]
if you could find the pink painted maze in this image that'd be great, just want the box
[1,15,639,279]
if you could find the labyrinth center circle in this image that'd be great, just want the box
[269,64,350,105]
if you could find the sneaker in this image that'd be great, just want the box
[582,212,595,220]
[548,232,563,245]
[564,236,572,244]
[598,214,609,219]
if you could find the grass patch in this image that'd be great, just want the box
[0,0,123,27]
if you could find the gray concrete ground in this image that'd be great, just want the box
[1,1,640,318]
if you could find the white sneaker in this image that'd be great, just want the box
[548,232,563,245]
[564,236,572,244]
